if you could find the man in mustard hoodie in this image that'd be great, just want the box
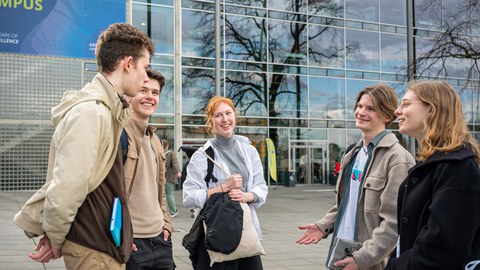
[14,23,154,270]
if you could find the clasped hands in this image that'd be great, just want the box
[222,174,253,203]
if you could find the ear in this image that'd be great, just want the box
[122,56,134,72]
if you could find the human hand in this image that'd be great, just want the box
[334,256,359,270]
[177,171,182,178]
[228,189,254,203]
[132,243,137,252]
[163,229,170,241]
[223,174,242,191]
[28,235,62,263]
[296,223,325,245]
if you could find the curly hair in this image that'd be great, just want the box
[95,23,154,73]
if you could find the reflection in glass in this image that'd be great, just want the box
[381,33,407,73]
[270,74,308,118]
[182,9,215,58]
[414,37,444,77]
[225,15,267,62]
[380,0,406,26]
[268,0,307,14]
[346,79,377,119]
[132,4,174,54]
[345,0,378,22]
[308,25,344,69]
[346,30,380,71]
[225,71,268,117]
[414,0,442,30]
[269,19,307,65]
[309,76,345,119]
[308,0,344,18]
[182,67,216,114]
[151,65,174,115]
[225,0,266,8]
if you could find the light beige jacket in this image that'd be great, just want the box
[314,133,415,270]
[13,73,132,249]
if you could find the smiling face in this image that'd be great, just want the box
[395,90,431,141]
[354,93,390,135]
[128,78,160,122]
[212,102,236,138]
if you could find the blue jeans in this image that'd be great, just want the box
[165,181,177,215]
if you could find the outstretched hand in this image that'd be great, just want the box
[28,235,62,263]
[296,223,325,245]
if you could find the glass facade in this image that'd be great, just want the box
[1,0,480,190]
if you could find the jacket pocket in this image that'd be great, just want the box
[363,175,387,212]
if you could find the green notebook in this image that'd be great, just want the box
[110,197,122,247]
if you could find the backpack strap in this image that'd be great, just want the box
[203,146,218,184]
[120,128,128,164]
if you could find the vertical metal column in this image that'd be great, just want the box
[215,0,221,96]
[406,0,416,154]
[174,0,183,166]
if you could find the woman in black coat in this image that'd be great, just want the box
[385,80,480,270]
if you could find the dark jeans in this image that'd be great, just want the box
[126,232,175,270]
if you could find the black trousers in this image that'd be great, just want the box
[127,232,175,270]
[196,242,263,270]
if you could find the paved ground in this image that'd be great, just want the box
[0,184,337,270]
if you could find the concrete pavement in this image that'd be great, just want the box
[0,185,337,269]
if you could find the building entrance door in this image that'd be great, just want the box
[289,140,328,186]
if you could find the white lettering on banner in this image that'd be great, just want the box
[0,38,19,44]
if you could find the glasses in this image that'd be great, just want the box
[397,101,423,110]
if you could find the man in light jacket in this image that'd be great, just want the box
[296,84,415,270]
[13,23,154,270]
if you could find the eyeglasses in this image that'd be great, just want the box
[397,101,423,110]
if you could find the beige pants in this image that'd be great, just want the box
[62,240,125,270]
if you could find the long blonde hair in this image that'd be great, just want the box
[205,96,237,135]
[408,80,480,163]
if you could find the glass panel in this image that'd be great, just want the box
[459,87,477,124]
[182,67,216,114]
[225,14,267,62]
[414,37,444,77]
[268,127,289,185]
[182,9,215,58]
[308,0,344,18]
[132,4,174,54]
[345,0,379,22]
[133,0,173,5]
[268,0,307,14]
[346,128,362,145]
[380,0,406,26]
[309,76,345,119]
[381,33,407,73]
[414,0,442,30]
[268,19,307,66]
[225,71,268,117]
[346,79,378,119]
[346,29,380,71]
[308,25,344,69]
[269,74,308,118]
[150,65,174,115]
[225,0,266,8]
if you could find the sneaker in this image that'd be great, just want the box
[171,210,178,218]
[190,209,195,218]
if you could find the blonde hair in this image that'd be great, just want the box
[408,80,480,163]
[354,84,398,127]
[205,96,237,135]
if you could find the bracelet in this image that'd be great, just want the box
[220,185,224,192]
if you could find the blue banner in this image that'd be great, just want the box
[0,0,126,59]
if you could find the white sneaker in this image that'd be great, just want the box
[171,210,178,218]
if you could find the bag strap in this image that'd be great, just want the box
[203,146,218,184]
[120,128,128,164]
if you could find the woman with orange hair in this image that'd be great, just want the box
[385,80,480,269]
[183,96,268,269]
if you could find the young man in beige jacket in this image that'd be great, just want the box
[123,69,174,270]
[14,23,154,269]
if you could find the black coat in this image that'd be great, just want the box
[385,144,480,270]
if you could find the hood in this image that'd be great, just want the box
[51,73,131,126]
